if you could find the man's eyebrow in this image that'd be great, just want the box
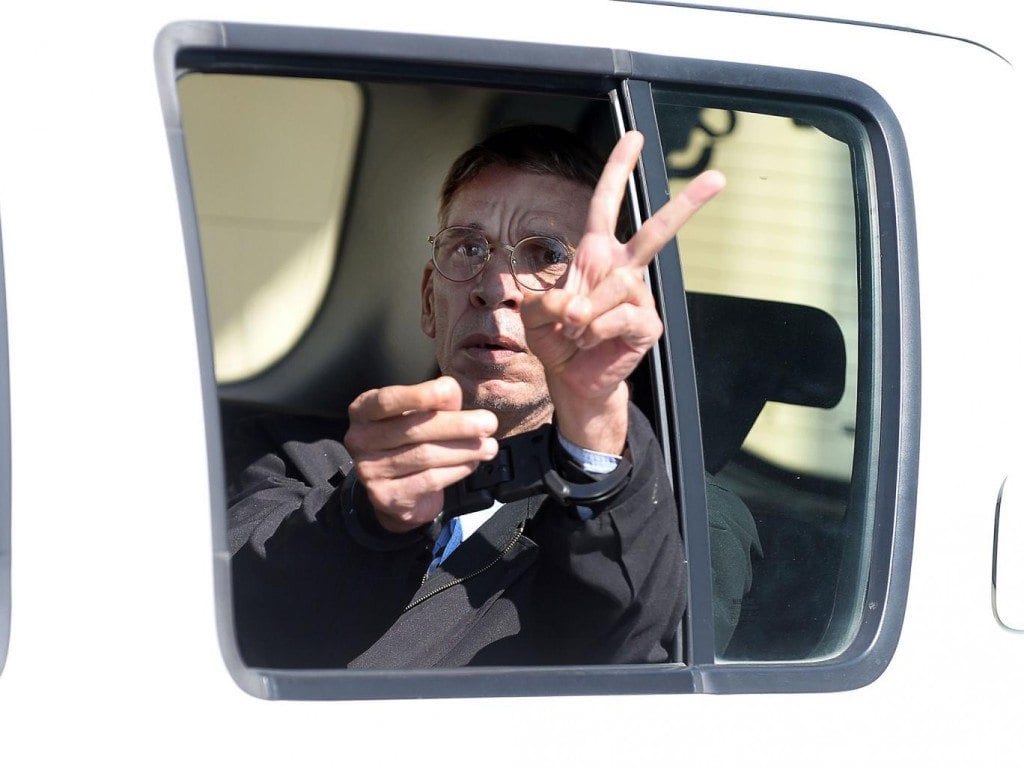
[449,220,576,243]
[518,220,576,243]
[520,226,567,239]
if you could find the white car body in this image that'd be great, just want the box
[0,1,1020,764]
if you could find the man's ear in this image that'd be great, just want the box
[420,262,436,338]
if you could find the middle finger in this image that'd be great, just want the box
[355,436,500,481]
[345,409,497,454]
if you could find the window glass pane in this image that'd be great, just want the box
[178,74,362,384]
[653,90,867,661]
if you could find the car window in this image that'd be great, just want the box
[161,21,914,697]
[653,89,870,661]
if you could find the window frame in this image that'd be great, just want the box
[156,20,918,699]
[0,222,9,678]
[625,53,918,692]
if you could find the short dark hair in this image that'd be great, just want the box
[439,124,604,226]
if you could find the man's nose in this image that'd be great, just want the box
[469,251,523,309]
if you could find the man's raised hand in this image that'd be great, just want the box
[521,130,725,454]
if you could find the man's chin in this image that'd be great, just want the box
[458,376,550,416]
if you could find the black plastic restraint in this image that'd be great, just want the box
[441,423,632,521]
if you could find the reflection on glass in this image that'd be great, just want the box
[654,91,867,662]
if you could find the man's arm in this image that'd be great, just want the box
[225,412,435,667]
[513,133,721,663]
[225,412,351,557]
[527,403,685,664]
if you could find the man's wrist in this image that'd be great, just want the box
[340,473,431,551]
[556,432,622,475]
[548,381,629,455]
[553,429,632,520]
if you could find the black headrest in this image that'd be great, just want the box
[686,292,846,474]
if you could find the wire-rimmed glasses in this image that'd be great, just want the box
[428,226,575,291]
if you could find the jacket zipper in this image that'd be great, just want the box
[404,522,525,612]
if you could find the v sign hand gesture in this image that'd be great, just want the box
[521,131,725,456]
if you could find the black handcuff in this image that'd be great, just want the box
[440,423,631,522]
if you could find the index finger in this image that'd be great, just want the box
[585,131,644,236]
[349,376,462,422]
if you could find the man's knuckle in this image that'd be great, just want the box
[354,463,372,483]
[417,468,440,493]
[402,420,426,444]
[356,453,394,482]
[348,388,377,416]
[407,442,432,468]
[420,466,457,494]
[377,388,399,414]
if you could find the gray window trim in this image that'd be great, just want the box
[156,20,918,700]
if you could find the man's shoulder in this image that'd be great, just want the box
[221,400,351,486]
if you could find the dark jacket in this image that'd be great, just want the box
[227,403,686,668]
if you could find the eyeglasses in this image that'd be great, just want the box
[428,226,575,291]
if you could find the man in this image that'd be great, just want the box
[228,124,728,667]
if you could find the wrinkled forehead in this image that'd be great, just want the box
[441,165,593,238]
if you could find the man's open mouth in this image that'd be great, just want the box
[460,334,526,356]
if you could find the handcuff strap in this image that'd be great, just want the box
[441,423,632,520]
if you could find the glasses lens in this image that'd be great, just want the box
[512,237,572,290]
[433,228,489,281]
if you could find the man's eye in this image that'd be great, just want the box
[455,241,488,261]
[519,238,570,272]
[540,247,569,266]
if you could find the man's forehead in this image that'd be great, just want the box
[444,166,592,229]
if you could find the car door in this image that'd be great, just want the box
[0,2,1020,764]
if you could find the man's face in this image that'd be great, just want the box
[421,164,591,431]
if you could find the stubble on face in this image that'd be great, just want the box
[424,271,555,438]
[457,343,554,437]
